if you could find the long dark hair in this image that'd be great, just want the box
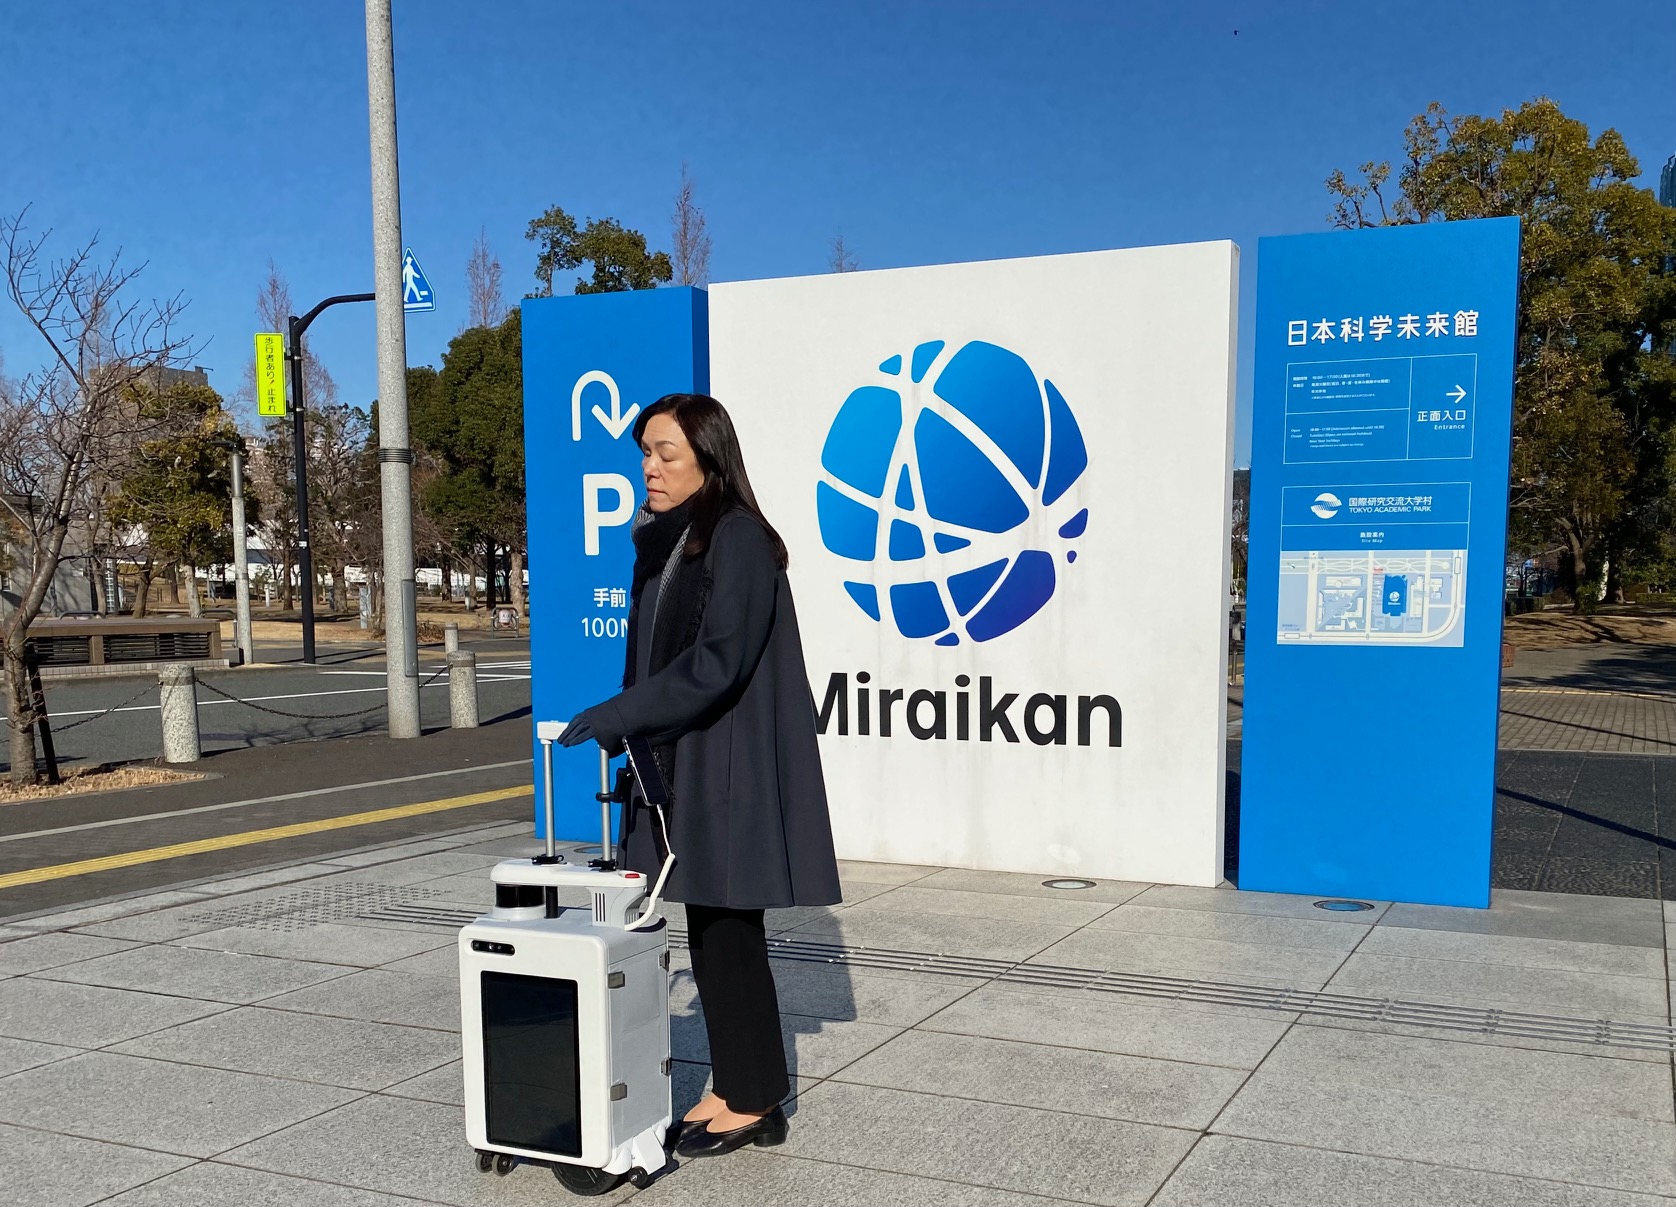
[634,393,789,568]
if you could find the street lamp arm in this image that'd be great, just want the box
[293,292,377,340]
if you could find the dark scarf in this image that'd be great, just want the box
[622,497,712,689]
[622,498,712,801]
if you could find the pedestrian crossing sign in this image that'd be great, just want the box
[402,248,435,313]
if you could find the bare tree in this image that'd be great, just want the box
[465,229,505,330]
[829,232,860,273]
[0,212,194,784]
[671,163,713,286]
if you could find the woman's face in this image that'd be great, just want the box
[641,412,706,512]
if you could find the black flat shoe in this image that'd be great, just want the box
[665,1116,711,1148]
[674,1105,788,1159]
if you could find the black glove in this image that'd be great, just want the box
[559,712,596,747]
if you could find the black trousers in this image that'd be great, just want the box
[685,904,788,1113]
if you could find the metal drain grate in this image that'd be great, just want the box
[321,905,1676,1056]
[191,883,454,932]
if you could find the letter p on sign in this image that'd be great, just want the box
[582,474,636,555]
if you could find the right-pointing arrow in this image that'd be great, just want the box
[1447,385,1467,405]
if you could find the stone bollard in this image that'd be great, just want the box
[158,664,201,763]
[449,650,479,729]
[444,622,459,654]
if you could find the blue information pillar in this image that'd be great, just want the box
[1240,219,1520,907]
[523,288,709,840]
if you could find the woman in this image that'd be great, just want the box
[560,393,841,1160]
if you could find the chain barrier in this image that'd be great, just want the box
[49,682,157,733]
[193,663,450,722]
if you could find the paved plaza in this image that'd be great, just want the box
[4,824,1676,1206]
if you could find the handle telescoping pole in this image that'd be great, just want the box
[542,737,558,863]
[598,747,612,867]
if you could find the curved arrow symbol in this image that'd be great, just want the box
[1447,385,1467,405]
[570,370,642,441]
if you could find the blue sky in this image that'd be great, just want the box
[2,0,1672,464]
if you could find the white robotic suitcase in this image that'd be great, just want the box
[461,725,676,1195]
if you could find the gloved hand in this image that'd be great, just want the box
[559,712,596,747]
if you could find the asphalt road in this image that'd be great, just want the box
[7,639,532,773]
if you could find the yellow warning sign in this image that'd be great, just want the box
[255,332,286,417]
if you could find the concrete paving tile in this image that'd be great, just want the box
[0,1121,193,1207]
[832,878,896,904]
[1214,1026,1676,1195]
[191,864,347,896]
[920,983,1290,1068]
[1328,951,1668,1017]
[112,1006,459,1091]
[758,960,975,1027]
[1029,927,1347,990]
[376,851,502,880]
[777,1080,1196,1207]
[1250,1026,1674,1120]
[379,943,462,978]
[789,909,1073,962]
[1356,925,1667,977]
[672,1004,899,1077]
[1380,898,1668,947]
[833,1028,1247,1129]
[449,837,549,858]
[1153,1134,1676,1207]
[0,1051,360,1159]
[1302,1006,1674,1064]
[9,890,214,932]
[35,944,351,1004]
[916,866,1149,905]
[413,872,496,902]
[0,1035,82,1077]
[382,1058,464,1106]
[225,1093,632,1205]
[1128,883,1392,924]
[0,976,226,1047]
[764,903,849,932]
[850,884,1119,927]
[71,900,238,943]
[836,859,942,885]
[174,921,454,968]
[263,968,461,1032]
[319,839,460,868]
[633,1148,1081,1206]
[671,958,968,1028]
[1086,903,1370,952]
[0,926,29,941]
[1492,888,1664,921]
[101,1161,429,1206]
[1215,1068,1676,1196]
[0,931,141,975]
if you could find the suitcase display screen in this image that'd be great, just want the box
[481,971,583,1156]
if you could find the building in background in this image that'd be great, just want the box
[1661,153,1675,207]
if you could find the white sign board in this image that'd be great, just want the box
[709,244,1238,885]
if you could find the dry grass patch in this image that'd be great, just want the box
[0,764,203,804]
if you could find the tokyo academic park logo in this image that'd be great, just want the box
[816,339,1090,646]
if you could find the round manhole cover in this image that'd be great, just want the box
[1314,899,1375,912]
[1042,878,1097,891]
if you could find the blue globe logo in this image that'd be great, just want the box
[816,339,1089,646]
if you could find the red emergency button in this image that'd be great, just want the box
[624,872,641,879]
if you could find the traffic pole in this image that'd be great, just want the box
[286,314,317,666]
[229,442,255,666]
[365,0,420,739]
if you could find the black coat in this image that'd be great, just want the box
[584,510,842,910]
